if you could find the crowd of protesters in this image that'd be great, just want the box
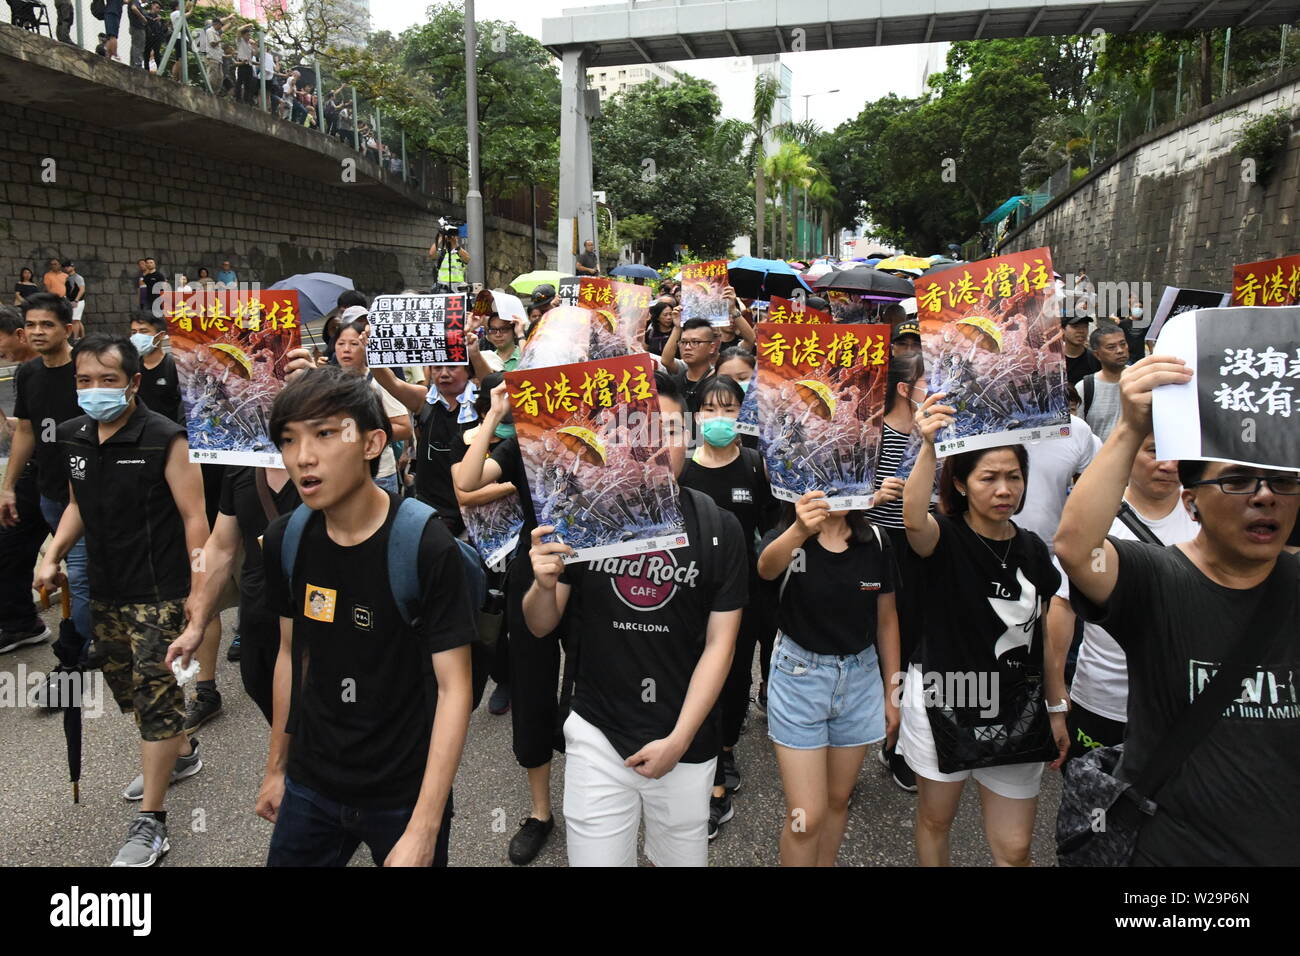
[2,235,1297,870]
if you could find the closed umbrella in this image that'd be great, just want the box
[47,586,89,803]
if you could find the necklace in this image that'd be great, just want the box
[966,516,1014,569]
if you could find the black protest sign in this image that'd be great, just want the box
[1146,287,1230,343]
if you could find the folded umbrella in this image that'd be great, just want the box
[47,586,89,804]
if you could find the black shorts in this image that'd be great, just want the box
[1066,701,1125,763]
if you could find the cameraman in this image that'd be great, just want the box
[429,227,470,289]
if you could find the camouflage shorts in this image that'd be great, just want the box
[91,599,187,742]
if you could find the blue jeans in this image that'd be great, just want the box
[766,633,885,750]
[267,776,452,867]
[375,473,400,495]
[39,495,92,641]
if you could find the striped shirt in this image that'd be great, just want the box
[865,423,910,529]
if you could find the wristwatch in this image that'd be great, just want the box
[1046,698,1069,713]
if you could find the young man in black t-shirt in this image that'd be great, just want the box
[1057,354,1300,865]
[129,312,182,424]
[524,373,746,866]
[36,335,210,867]
[249,366,474,867]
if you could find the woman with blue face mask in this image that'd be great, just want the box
[678,374,777,840]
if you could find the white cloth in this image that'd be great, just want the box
[1083,374,1122,442]
[370,378,409,480]
[1017,415,1100,555]
[1062,498,1198,722]
[562,711,715,867]
[897,665,1045,800]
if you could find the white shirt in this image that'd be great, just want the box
[370,378,409,479]
[1059,497,1199,721]
[1017,415,1101,555]
[236,37,253,63]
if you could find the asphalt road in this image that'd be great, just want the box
[0,600,1064,867]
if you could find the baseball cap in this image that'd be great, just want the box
[530,284,557,305]
[340,305,368,324]
[895,319,920,338]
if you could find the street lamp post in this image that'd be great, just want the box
[464,0,486,287]
[799,89,837,259]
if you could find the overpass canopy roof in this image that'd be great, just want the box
[543,0,1300,67]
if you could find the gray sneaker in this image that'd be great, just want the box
[121,738,203,801]
[111,815,170,867]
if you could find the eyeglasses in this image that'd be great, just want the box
[486,326,512,334]
[680,338,714,348]
[1188,475,1300,496]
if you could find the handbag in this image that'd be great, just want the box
[1055,554,1295,866]
[925,671,1059,773]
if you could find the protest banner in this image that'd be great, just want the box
[1152,306,1300,471]
[558,276,581,307]
[163,289,301,467]
[1146,287,1231,343]
[517,303,635,371]
[572,276,651,354]
[462,492,524,572]
[1231,255,1300,308]
[912,247,1070,458]
[754,323,890,510]
[365,293,467,368]
[505,353,686,563]
[680,260,730,327]
[736,298,830,436]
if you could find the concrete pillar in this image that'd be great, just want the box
[557,46,595,275]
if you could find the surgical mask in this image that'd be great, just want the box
[699,416,737,448]
[1130,307,1144,318]
[130,332,159,355]
[78,387,131,422]
[736,378,752,393]
[494,423,516,440]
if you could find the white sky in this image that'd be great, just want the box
[370,0,950,130]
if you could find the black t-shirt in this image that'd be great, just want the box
[415,398,474,519]
[576,251,598,271]
[919,514,1059,722]
[761,526,895,656]
[1072,541,1300,865]
[263,497,476,808]
[561,490,748,763]
[141,270,166,311]
[679,447,775,564]
[674,367,712,411]
[12,357,82,501]
[14,281,39,300]
[1065,348,1101,386]
[218,467,301,627]
[137,353,183,425]
[490,436,536,538]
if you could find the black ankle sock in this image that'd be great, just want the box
[142,810,167,823]
[197,680,217,694]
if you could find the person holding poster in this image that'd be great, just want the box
[36,335,210,867]
[1055,353,1300,866]
[523,372,746,867]
[898,391,1066,867]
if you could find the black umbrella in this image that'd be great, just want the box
[48,586,90,803]
[923,259,970,277]
[815,267,914,297]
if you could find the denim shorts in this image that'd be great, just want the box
[766,632,886,750]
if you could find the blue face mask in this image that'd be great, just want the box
[78,387,131,423]
[736,378,752,393]
[130,332,159,355]
[699,416,737,448]
[494,423,516,440]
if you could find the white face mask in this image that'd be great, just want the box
[1131,307,1144,318]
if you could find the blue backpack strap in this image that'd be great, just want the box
[454,538,487,613]
[280,503,314,609]
[390,497,437,629]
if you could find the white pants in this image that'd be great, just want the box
[562,711,716,867]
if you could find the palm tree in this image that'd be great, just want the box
[764,142,813,259]
[807,167,837,257]
[748,74,780,258]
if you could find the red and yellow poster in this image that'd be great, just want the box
[680,259,730,326]
[505,353,686,563]
[911,247,1069,458]
[767,295,832,325]
[1231,254,1300,307]
[162,289,301,467]
[755,323,890,510]
[573,277,652,354]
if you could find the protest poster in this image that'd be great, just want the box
[1145,287,1231,343]
[163,289,301,467]
[912,247,1070,459]
[557,276,581,307]
[365,293,467,368]
[736,298,830,436]
[572,276,651,354]
[1231,255,1300,308]
[680,260,730,327]
[505,353,686,563]
[518,304,634,371]
[754,323,891,510]
[1152,306,1300,471]
[462,492,524,572]
[472,290,528,331]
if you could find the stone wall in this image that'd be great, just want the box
[0,99,554,331]
[1000,68,1300,294]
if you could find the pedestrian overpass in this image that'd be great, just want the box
[542,0,1300,270]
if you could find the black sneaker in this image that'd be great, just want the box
[0,623,51,654]
[721,750,741,793]
[889,748,918,793]
[508,816,553,865]
[708,791,734,840]
[226,633,241,662]
[488,681,510,715]
[184,690,223,733]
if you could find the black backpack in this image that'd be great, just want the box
[90,0,106,19]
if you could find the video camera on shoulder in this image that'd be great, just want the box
[439,217,465,240]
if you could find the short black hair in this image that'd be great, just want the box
[0,306,24,335]
[695,374,744,411]
[73,333,141,380]
[269,366,391,477]
[654,369,683,409]
[337,290,369,310]
[681,317,715,335]
[1089,322,1125,351]
[21,292,73,325]
[1177,460,1209,487]
[132,310,167,331]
